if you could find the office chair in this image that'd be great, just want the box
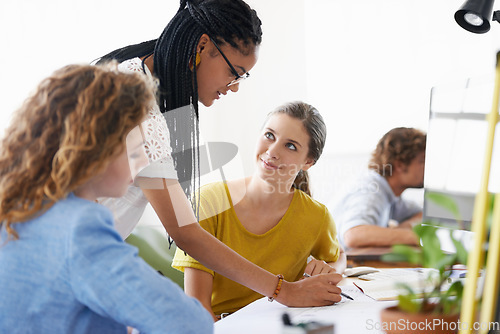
[125,225,184,288]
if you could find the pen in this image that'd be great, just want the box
[282,312,293,326]
[302,273,354,300]
[341,292,354,300]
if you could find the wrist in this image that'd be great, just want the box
[267,274,284,302]
[405,229,420,245]
[274,280,291,305]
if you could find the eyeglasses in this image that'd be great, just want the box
[210,37,250,87]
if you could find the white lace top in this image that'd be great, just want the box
[100,58,178,239]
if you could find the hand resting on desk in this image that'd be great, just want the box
[278,272,343,307]
[303,246,347,276]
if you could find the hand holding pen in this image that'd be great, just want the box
[303,272,354,300]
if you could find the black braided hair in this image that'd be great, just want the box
[96,0,262,218]
[96,40,157,64]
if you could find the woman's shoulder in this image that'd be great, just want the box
[28,195,114,237]
[56,194,113,221]
[294,189,329,215]
[117,57,144,74]
[197,182,235,221]
[198,182,229,203]
[199,179,247,203]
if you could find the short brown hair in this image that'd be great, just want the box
[369,127,426,176]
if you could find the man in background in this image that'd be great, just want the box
[333,127,426,248]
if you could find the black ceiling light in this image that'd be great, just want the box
[454,0,499,33]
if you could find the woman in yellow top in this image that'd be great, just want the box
[173,101,346,320]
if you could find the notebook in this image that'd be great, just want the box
[351,268,439,301]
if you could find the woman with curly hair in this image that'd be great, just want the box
[0,63,213,333]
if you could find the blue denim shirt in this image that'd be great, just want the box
[0,193,213,334]
[333,170,421,248]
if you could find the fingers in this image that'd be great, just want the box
[303,261,314,276]
[321,272,343,285]
[324,277,343,304]
[328,284,341,295]
[319,295,342,305]
[281,273,344,307]
[307,259,336,276]
[303,274,343,304]
[317,284,342,305]
[304,269,343,285]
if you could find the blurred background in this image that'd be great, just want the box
[2,0,500,223]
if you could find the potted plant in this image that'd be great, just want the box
[379,193,469,334]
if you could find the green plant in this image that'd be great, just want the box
[381,193,469,315]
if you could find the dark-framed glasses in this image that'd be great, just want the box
[210,37,250,87]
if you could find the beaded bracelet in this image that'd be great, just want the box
[268,274,284,302]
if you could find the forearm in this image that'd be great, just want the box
[397,212,423,229]
[175,224,279,298]
[343,225,419,248]
[174,225,340,306]
[142,186,279,299]
[184,268,218,322]
[142,184,342,307]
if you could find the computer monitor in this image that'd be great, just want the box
[424,76,500,224]
[423,188,475,230]
[426,76,500,329]
[422,77,498,252]
[422,189,476,253]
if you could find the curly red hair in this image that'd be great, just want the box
[0,63,155,240]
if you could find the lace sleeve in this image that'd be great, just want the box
[119,58,178,180]
[118,57,145,74]
[138,107,178,179]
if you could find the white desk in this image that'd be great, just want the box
[214,278,397,334]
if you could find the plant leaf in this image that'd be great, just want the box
[442,281,464,314]
[381,253,408,263]
[382,192,467,315]
[397,293,421,313]
[434,253,457,273]
[415,224,446,268]
[394,282,422,313]
[382,244,423,264]
[444,280,464,299]
[426,191,462,221]
[450,230,469,265]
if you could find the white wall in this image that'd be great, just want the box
[0,0,179,137]
[304,0,500,157]
[198,0,309,177]
[302,0,500,205]
[2,0,500,223]
[0,0,304,172]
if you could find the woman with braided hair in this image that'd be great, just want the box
[97,0,343,309]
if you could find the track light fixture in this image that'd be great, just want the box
[455,0,500,33]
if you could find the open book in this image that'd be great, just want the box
[351,268,439,301]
